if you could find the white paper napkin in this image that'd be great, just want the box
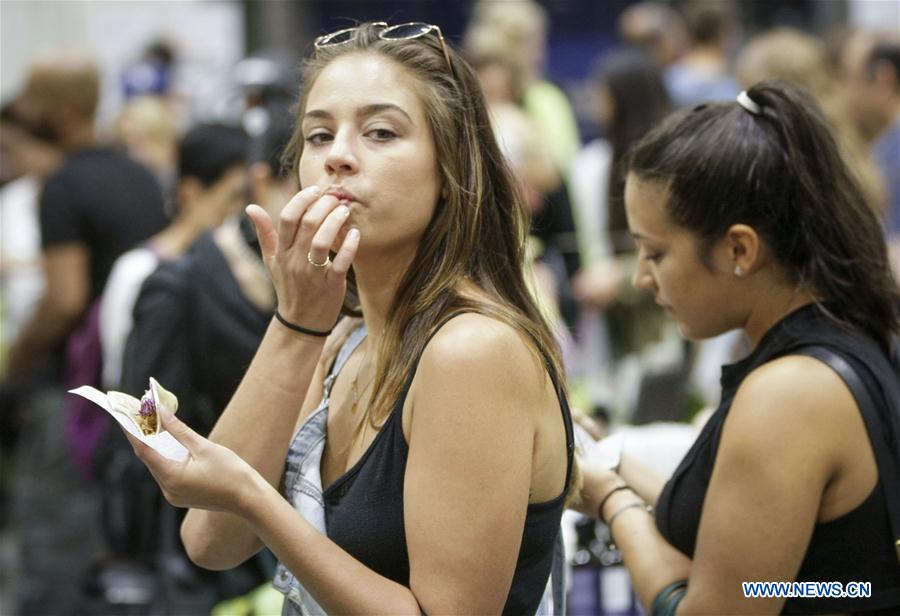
[69,385,189,461]
[584,432,625,471]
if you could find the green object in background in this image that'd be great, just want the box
[211,582,284,616]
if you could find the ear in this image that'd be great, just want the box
[722,224,760,277]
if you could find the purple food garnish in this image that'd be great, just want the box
[140,396,156,417]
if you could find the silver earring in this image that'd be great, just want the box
[734,265,744,277]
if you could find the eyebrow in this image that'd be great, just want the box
[303,103,413,125]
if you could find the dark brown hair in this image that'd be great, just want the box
[591,49,671,252]
[628,78,900,350]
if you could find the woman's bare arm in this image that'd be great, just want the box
[181,187,356,568]
[619,452,667,506]
[180,322,326,568]
[583,355,863,613]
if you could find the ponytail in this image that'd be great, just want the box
[628,78,900,350]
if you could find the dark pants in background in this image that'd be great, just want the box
[12,387,102,616]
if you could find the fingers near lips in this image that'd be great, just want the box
[277,185,321,251]
[310,204,351,265]
[331,227,360,275]
[296,193,342,255]
[274,186,358,276]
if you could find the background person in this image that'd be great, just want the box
[112,95,179,197]
[617,1,688,70]
[0,103,61,367]
[466,0,581,176]
[2,50,168,616]
[736,27,887,218]
[664,0,741,107]
[88,122,280,616]
[568,49,679,421]
[463,10,583,330]
[862,41,900,280]
[100,122,249,391]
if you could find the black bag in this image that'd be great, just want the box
[82,449,219,615]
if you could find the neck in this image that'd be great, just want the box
[741,281,817,349]
[61,122,95,151]
[353,246,417,350]
[150,213,213,259]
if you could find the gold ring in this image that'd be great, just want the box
[307,251,331,268]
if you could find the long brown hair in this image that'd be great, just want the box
[283,23,566,442]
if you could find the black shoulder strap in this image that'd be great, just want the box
[800,346,900,565]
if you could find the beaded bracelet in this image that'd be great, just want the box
[274,309,333,338]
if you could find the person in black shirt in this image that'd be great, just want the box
[119,21,574,615]
[577,81,900,614]
[6,53,167,382]
[2,51,167,616]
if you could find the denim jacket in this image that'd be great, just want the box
[273,325,564,615]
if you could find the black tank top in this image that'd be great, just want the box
[655,303,900,614]
[323,315,575,615]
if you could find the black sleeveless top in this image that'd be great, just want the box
[323,316,575,615]
[655,304,900,614]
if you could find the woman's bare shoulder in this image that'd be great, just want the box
[723,354,860,469]
[735,353,858,422]
[418,313,547,397]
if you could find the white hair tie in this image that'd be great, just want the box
[737,90,762,115]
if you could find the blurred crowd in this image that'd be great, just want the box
[0,0,897,614]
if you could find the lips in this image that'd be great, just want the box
[325,187,358,203]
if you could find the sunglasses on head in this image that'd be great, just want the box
[314,22,452,72]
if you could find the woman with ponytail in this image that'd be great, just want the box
[579,79,900,614]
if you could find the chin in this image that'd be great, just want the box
[677,320,731,341]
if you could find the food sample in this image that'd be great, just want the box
[108,378,178,436]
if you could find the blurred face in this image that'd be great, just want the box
[298,52,441,258]
[839,35,887,141]
[625,173,737,340]
[193,165,248,226]
[476,61,515,104]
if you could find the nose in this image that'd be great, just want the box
[324,132,359,177]
[632,258,657,292]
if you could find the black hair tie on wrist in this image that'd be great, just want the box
[274,309,333,338]
[598,484,633,522]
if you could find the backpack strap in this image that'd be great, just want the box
[799,346,900,564]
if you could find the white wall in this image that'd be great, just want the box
[848,0,900,34]
[1,0,245,128]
